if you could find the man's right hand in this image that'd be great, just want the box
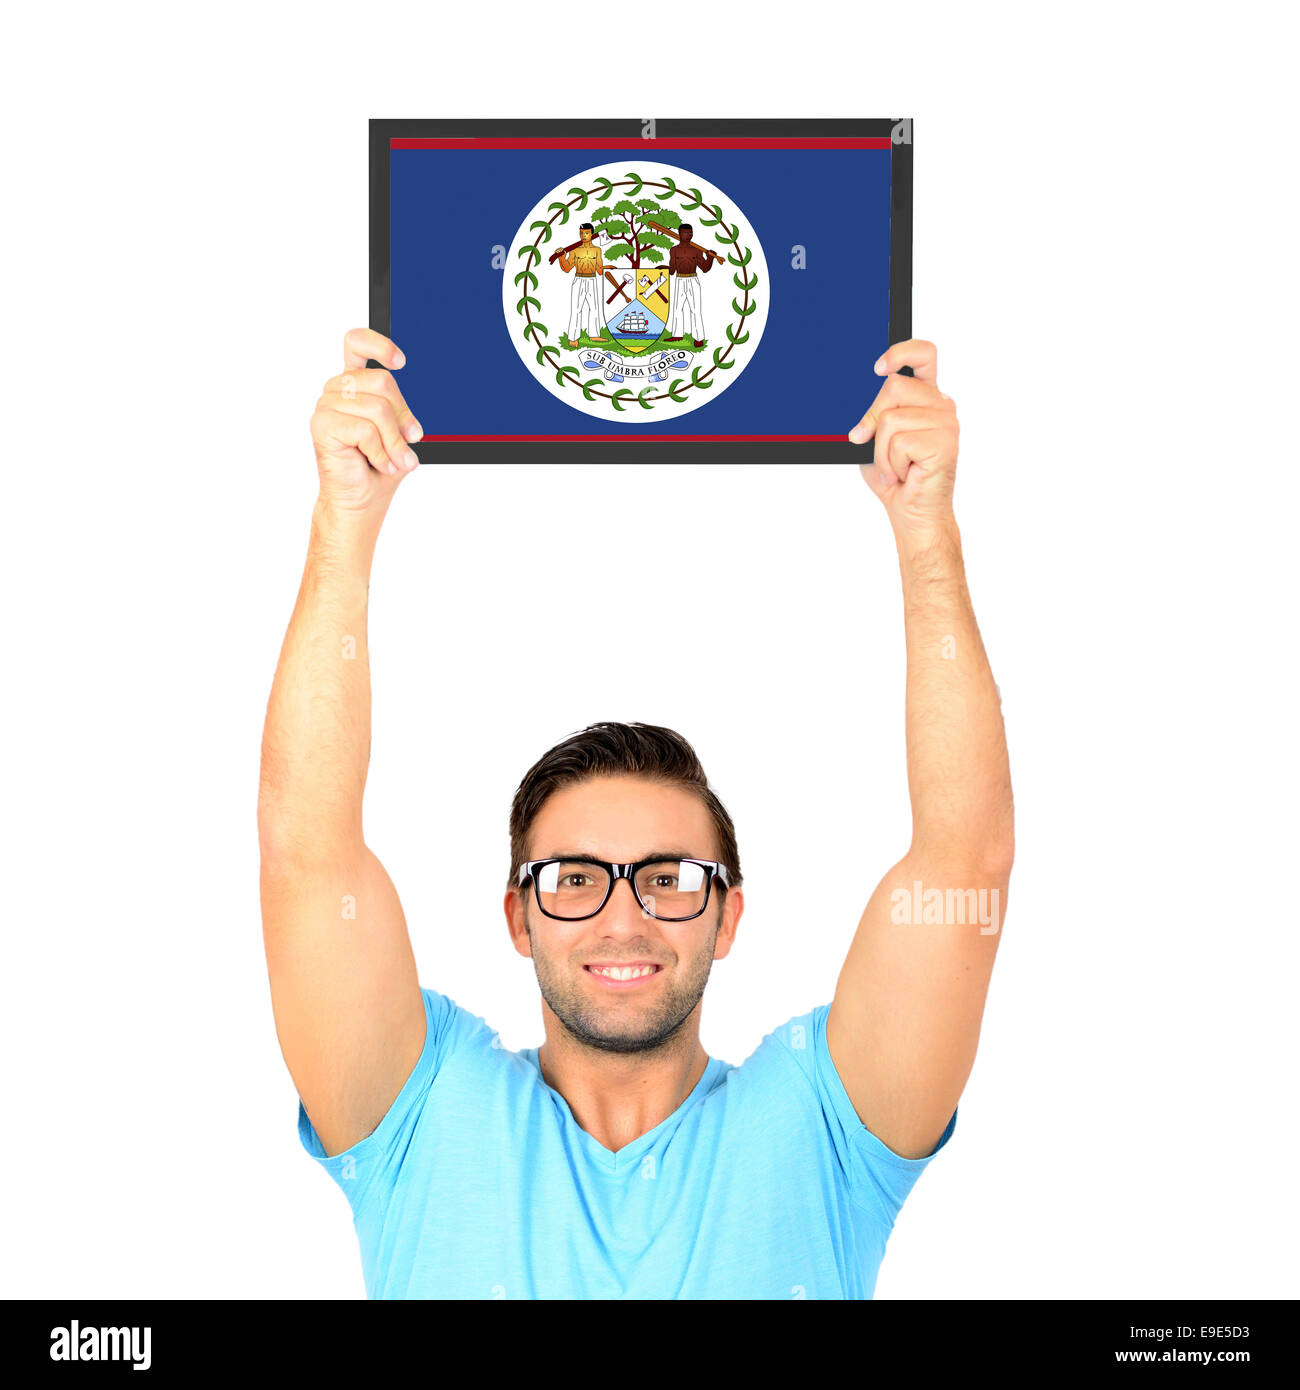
[310,328,423,515]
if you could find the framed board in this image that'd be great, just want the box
[370,118,912,463]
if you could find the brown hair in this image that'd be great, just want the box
[508,721,743,891]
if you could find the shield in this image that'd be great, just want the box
[603,266,670,354]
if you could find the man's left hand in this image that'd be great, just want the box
[849,339,959,537]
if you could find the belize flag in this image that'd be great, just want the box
[372,119,911,463]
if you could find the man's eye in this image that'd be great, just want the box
[563,874,592,888]
[651,875,678,889]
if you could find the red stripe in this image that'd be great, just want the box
[391,136,890,150]
[421,435,851,443]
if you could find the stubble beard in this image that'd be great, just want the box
[526,913,718,1056]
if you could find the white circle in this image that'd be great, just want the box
[503,160,769,421]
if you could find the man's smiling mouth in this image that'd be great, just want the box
[584,964,663,982]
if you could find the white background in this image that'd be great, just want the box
[3,2,1297,1300]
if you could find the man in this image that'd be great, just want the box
[663,222,714,348]
[556,222,609,345]
[258,329,1013,1299]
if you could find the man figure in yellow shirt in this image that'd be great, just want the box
[557,223,609,345]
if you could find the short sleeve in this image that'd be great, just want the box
[774,1003,957,1227]
[296,987,472,1215]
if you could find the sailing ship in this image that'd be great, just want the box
[616,309,652,336]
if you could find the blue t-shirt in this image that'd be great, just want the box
[298,987,956,1299]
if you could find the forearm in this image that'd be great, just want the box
[896,520,1013,869]
[258,498,384,865]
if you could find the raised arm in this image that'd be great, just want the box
[258,328,426,1158]
[828,340,1014,1159]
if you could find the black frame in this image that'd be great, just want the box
[369,117,912,465]
[518,856,731,923]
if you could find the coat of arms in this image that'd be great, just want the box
[504,161,768,420]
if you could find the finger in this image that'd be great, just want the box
[313,408,400,475]
[326,368,423,444]
[879,425,956,481]
[319,391,418,474]
[874,338,938,384]
[848,374,947,444]
[874,412,918,482]
[848,404,880,448]
[343,328,405,373]
[873,406,952,476]
[316,392,418,474]
[871,432,900,487]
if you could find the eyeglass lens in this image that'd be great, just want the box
[533,860,711,920]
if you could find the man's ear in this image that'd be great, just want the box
[712,887,744,961]
[505,888,534,958]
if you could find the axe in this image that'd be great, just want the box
[605,271,633,305]
[638,271,670,306]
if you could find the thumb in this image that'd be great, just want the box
[848,405,878,447]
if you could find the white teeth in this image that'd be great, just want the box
[590,965,657,980]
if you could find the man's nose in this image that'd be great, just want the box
[600,877,649,922]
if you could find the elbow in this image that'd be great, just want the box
[258,790,364,878]
[257,787,302,872]
[968,795,1015,884]
[257,747,363,872]
[910,821,1014,888]
[949,838,1014,890]
[257,745,291,862]
[257,756,296,865]
[974,813,1015,886]
[257,778,331,873]
[981,832,1015,886]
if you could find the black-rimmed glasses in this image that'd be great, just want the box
[517,857,731,922]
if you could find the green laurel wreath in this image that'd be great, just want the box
[512,172,760,411]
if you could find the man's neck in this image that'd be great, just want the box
[536,1028,710,1155]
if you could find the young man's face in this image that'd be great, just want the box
[507,775,742,1054]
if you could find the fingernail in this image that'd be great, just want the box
[873,356,888,375]
[404,419,423,443]
[404,449,420,471]
[392,349,406,369]
[387,457,400,474]
[848,426,866,444]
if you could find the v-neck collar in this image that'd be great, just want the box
[522,1047,723,1171]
